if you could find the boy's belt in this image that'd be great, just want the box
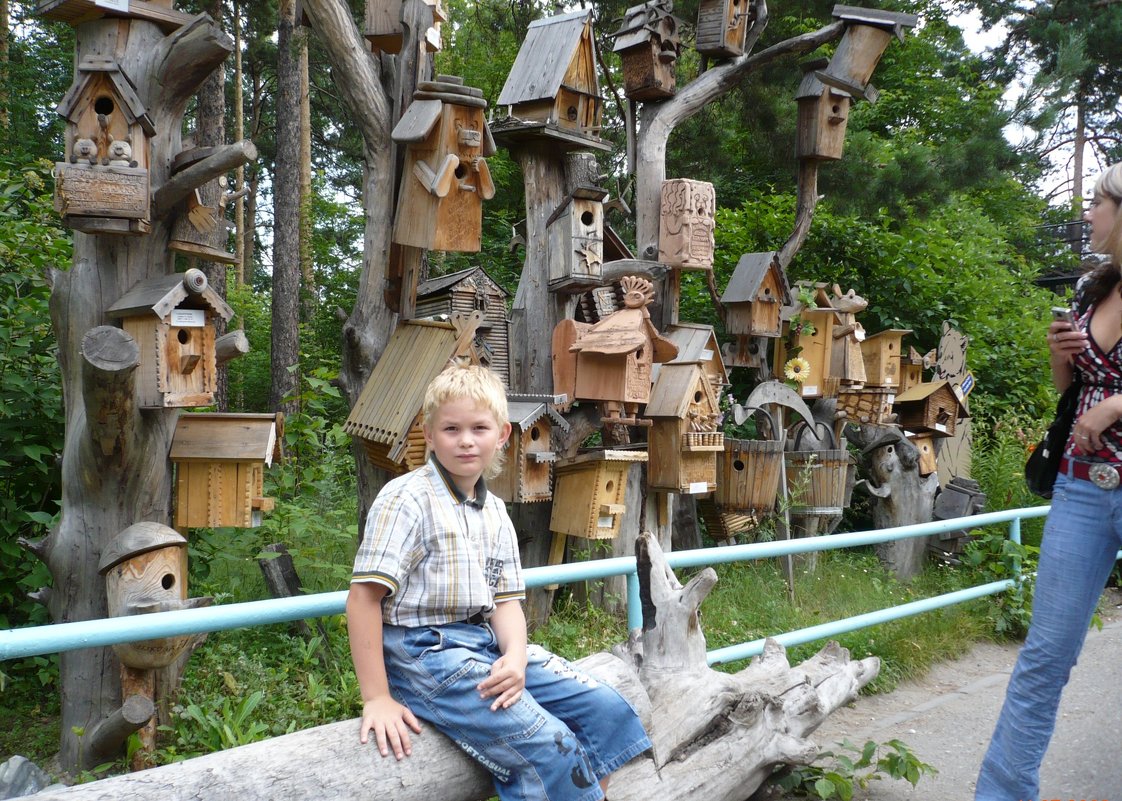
[464,611,487,625]
[1060,457,1122,490]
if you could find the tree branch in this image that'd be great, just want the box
[153,14,234,111]
[152,140,258,220]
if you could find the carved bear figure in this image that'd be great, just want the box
[105,137,137,168]
[71,138,98,165]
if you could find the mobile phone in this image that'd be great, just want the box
[1051,306,1075,327]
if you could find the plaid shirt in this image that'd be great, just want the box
[351,457,525,627]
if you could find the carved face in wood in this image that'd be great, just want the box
[658,179,716,269]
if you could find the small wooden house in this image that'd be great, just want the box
[610,0,682,101]
[546,186,607,291]
[714,437,783,515]
[658,178,716,270]
[344,313,482,474]
[549,449,648,541]
[495,10,604,148]
[37,0,194,32]
[364,0,445,54]
[53,58,156,235]
[645,362,723,494]
[491,394,569,504]
[908,432,938,476]
[773,306,836,398]
[106,269,234,409]
[656,322,730,400]
[795,58,851,162]
[860,328,912,387]
[391,76,496,252]
[721,251,791,339]
[814,5,918,102]
[697,498,760,545]
[898,345,925,395]
[695,0,752,58]
[171,413,283,529]
[415,267,510,387]
[894,379,967,438]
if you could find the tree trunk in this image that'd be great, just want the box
[42,15,242,773]
[298,22,315,325]
[14,533,877,800]
[1071,97,1086,254]
[270,0,302,415]
[233,0,246,286]
[0,0,9,134]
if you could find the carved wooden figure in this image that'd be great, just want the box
[893,379,967,438]
[610,0,682,101]
[555,276,679,425]
[546,187,607,291]
[106,268,234,409]
[860,328,912,387]
[826,285,867,387]
[658,178,715,270]
[170,413,283,529]
[416,266,510,386]
[695,0,753,58]
[53,56,156,235]
[391,76,496,252]
[344,313,482,474]
[491,395,569,504]
[795,59,851,161]
[815,5,918,102]
[645,362,723,494]
[168,165,239,264]
[773,306,836,398]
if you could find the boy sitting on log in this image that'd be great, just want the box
[346,362,651,801]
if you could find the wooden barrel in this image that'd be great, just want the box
[715,437,783,514]
[785,446,849,515]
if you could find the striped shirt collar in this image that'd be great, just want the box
[430,455,488,508]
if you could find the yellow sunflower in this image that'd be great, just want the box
[784,357,811,384]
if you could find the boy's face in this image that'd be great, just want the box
[424,397,511,494]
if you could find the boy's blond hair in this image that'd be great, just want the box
[422,362,509,478]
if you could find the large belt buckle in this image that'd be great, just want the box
[1089,463,1121,490]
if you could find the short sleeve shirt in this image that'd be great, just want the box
[351,457,525,627]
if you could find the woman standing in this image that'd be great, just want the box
[975,163,1122,800]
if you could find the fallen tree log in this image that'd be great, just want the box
[16,533,877,801]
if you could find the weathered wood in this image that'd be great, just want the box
[152,140,257,220]
[80,326,140,460]
[215,329,250,366]
[81,694,155,772]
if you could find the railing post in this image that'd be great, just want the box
[1009,516,1022,547]
[627,571,642,632]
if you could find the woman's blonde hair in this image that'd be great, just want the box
[422,362,509,479]
[1094,162,1122,266]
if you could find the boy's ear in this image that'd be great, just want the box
[499,421,512,446]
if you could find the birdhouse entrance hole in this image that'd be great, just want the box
[733,459,745,471]
[177,329,190,344]
[162,573,175,590]
[581,210,594,225]
[94,96,115,115]
[605,480,614,493]
[530,426,541,441]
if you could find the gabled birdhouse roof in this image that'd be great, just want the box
[417,266,509,300]
[344,315,482,449]
[498,9,599,106]
[170,413,284,465]
[656,323,728,385]
[863,328,913,343]
[722,252,791,305]
[645,361,712,418]
[56,58,156,137]
[795,57,852,101]
[507,394,569,432]
[107,272,234,322]
[546,186,609,227]
[894,379,967,412]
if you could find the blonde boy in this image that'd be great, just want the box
[347,364,650,801]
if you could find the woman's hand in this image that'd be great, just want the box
[1073,395,1122,453]
[1049,320,1087,362]
[478,652,527,711]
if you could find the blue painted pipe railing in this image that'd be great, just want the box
[0,506,1056,665]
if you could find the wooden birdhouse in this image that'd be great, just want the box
[106,269,234,409]
[391,76,496,252]
[168,154,239,264]
[695,0,753,59]
[37,0,193,32]
[494,10,606,150]
[893,379,968,438]
[97,522,210,670]
[491,395,569,504]
[815,5,918,102]
[549,449,648,541]
[610,0,682,101]
[344,313,483,474]
[416,267,510,387]
[170,413,283,529]
[658,179,716,270]
[645,362,723,494]
[908,432,938,476]
[860,328,912,387]
[714,437,783,515]
[365,0,445,54]
[546,187,608,292]
[899,346,925,395]
[722,251,791,339]
[52,57,156,235]
[795,58,851,161]
[552,276,679,424]
[658,322,730,401]
[773,306,836,398]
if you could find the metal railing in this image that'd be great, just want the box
[0,506,1056,667]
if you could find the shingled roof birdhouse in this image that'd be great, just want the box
[552,276,679,424]
[893,379,968,438]
[658,179,716,270]
[610,0,682,101]
[52,56,155,235]
[491,395,569,504]
[546,186,608,292]
[170,413,283,529]
[549,449,648,541]
[695,0,753,59]
[645,362,723,494]
[106,269,233,408]
[344,313,483,474]
[796,58,852,161]
[814,4,918,102]
[391,76,496,252]
[860,328,912,387]
[657,322,729,400]
[416,267,510,387]
[722,251,791,339]
[494,10,606,151]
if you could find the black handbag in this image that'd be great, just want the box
[1025,376,1082,498]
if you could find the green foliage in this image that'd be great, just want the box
[773,738,937,799]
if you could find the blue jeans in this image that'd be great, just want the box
[381,622,651,801]
[975,471,1122,800]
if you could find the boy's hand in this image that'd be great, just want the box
[478,653,527,711]
[359,695,422,759]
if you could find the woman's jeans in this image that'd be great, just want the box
[381,621,651,801]
[976,471,1122,800]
